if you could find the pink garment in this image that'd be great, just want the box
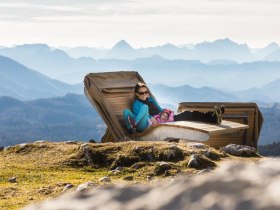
[154,110,174,123]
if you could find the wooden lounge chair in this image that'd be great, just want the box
[84,71,260,148]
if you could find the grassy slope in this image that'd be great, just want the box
[0,141,261,209]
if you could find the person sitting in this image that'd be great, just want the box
[123,82,225,134]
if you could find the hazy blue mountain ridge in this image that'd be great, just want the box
[254,42,279,60]
[0,94,105,147]
[0,44,96,79]
[149,84,239,106]
[63,39,280,62]
[0,55,82,100]
[2,53,280,104]
[1,41,280,88]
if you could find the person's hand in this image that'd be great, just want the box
[150,117,158,125]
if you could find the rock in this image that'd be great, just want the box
[163,170,172,177]
[88,139,96,143]
[37,187,53,195]
[147,154,154,162]
[168,144,178,149]
[164,137,180,143]
[123,176,134,181]
[76,182,96,191]
[154,162,172,175]
[62,184,74,193]
[8,177,17,183]
[115,166,123,171]
[189,143,208,149]
[146,175,153,181]
[196,168,212,175]
[34,140,46,144]
[80,143,89,149]
[132,146,141,152]
[111,169,121,174]
[221,144,259,157]
[205,150,221,160]
[4,146,11,151]
[187,154,198,168]
[132,163,140,169]
[165,149,177,160]
[19,143,28,148]
[159,146,184,162]
[187,154,216,170]
[0,146,4,151]
[79,144,93,165]
[98,176,111,183]
[23,159,280,210]
[65,141,78,144]
[111,155,140,169]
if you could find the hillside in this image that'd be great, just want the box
[0,141,261,209]
[0,94,105,147]
[0,55,82,100]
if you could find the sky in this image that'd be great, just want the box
[0,0,279,48]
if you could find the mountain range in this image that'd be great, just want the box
[63,39,280,62]
[1,41,280,89]
[2,54,280,104]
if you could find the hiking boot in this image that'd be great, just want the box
[213,106,222,125]
[127,116,137,134]
[128,116,137,128]
[128,127,137,134]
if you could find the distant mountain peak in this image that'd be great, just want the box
[196,38,244,48]
[265,42,279,49]
[213,38,245,46]
[16,43,50,49]
[112,40,134,50]
[161,43,178,49]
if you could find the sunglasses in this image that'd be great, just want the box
[137,91,149,95]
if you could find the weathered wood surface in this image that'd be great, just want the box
[130,120,248,142]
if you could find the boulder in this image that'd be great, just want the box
[221,144,259,157]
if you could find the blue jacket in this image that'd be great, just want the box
[132,96,163,119]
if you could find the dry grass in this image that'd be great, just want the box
[0,141,261,209]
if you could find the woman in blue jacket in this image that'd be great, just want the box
[123,82,224,134]
[123,82,162,134]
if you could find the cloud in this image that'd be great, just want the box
[0,0,279,23]
[0,0,279,48]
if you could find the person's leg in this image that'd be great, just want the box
[136,111,150,132]
[123,105,150,133]
[174,110,217,123]
[135,105,150,132]
[123,109,136,131]
[135,104,149,123]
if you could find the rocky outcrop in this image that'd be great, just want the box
[221,144,259,157]
[24,159,280,210]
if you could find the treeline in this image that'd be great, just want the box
[258,142,280,156]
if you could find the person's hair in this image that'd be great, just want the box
[135,82,148,93]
